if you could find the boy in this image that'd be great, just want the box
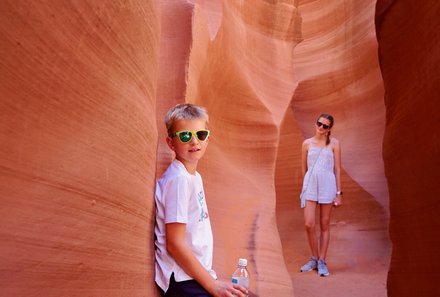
[154,104,247,297]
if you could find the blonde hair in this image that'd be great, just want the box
[164,103,209,137]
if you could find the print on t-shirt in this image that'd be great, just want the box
[198,191,209,222]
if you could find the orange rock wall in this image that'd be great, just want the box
[156,1,302,295]
[4,0,437,296]
[157,0,389,296]
[276,1,390,296]
[0,1,161,296]
[376,1,440,296]
[291,0,388,208]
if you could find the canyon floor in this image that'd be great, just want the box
[278,178,391,297]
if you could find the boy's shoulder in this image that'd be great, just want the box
[159,160,199,183]
[156,160,203,199]
[160,160,184,177]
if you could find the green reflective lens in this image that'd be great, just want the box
[175,130,210,143]
[178,131,192,142]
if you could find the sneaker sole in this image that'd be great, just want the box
[300,267,317,272]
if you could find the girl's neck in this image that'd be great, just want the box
[313,133,327,142]
[312,134,328,147]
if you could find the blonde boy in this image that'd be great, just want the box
[154,104,246,297]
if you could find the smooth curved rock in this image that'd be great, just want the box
[158,0,389,296]
[0,2,160,296]
[277,1,390,295]
[376,1,440,296]
[2,0,422,296]
[158,1,302,295]
[291,0,388,209]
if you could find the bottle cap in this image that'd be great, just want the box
[238,258,247,266]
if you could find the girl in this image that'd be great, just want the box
[299,114,342,277]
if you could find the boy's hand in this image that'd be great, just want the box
[212,280,248,297]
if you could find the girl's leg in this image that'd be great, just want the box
[318,203,333,260]
[304,200,319,258]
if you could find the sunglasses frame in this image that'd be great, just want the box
[316,121,330,130]
[173,130,210,143]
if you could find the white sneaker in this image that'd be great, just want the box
[300,256,317,272]
[317,259,330,277]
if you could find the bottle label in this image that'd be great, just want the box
[231,276,249,289]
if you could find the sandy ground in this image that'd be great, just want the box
[277,181,391,297]
[286,223,390,297]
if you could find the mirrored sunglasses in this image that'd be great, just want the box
[174,130,210,143]
[316,121,330,130]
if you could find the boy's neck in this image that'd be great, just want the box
[176,157,198,175]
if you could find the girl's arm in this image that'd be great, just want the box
[333,139,342,204]
[301,140,309,177]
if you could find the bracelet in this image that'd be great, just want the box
[336,191,343,195]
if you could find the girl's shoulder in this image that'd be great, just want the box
[302,138,314,148]
[303,137,315,144]
[330,137,340,148]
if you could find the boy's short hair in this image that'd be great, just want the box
[165,103,209,137]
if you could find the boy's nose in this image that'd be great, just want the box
[190,134,200,144]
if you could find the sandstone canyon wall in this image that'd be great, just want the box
[3,0,438,297]
[276,1,390,296]
[157,0,390,296]
[0,1,161,296]
[376,1,440,296]
[156,1,302,295]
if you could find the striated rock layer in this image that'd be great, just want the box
[291,0,388,209]
[157,0,389,296]
[157,1,302,295]
[376,1,440,296]
[0,1,161,296]
[277,1,390,296]
[0,0,419,296]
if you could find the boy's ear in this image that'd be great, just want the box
[166,136,176,151]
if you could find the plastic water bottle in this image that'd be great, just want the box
[231,258,249,295]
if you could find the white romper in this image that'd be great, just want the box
[301,142,337,205]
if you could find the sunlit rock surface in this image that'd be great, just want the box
[157,1,302,295]
[273,0,389,295]
[157,0,389,296]
[0,2,160,296]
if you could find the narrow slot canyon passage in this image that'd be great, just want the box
[1,1,439,296]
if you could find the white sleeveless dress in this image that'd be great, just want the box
[301,143,337,204]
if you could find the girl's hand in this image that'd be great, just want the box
[333,196,342,207]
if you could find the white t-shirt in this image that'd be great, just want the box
[154,160,217,292]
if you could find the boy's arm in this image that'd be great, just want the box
[166,223,216,292]
[166,223,247,297]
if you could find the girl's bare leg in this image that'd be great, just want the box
[318,203,333,260]
[304,201,319,259]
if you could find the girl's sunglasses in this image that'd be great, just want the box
[316,121,330,130]
[173,130,210,143]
